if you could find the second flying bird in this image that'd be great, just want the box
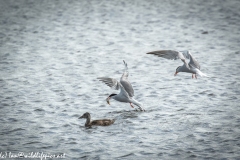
[97,60,145,111]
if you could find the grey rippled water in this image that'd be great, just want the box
[0,0,240,159]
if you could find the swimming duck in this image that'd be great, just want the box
[79,112,115,127]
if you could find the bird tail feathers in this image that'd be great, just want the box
[130,98,145,111]
[196,69,208,77]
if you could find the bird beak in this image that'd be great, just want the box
[174,72,178,76]
[78,115,83,119]
[106,97,110,105]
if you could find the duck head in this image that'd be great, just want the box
[79,112,91,119]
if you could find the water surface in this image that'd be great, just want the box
[0,0,240,159]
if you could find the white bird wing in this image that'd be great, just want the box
[97,77,120,90]
[97,77,130,98]
[182,51,200,70]
[118,82,131,99]
[146,50,192,65]
[120,60,134,97]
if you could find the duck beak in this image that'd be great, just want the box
[78,115,84,119]
[106,97,110,105]
[174,72,178,76]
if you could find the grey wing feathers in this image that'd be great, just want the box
[183,51,201,69]
[180,50,191,59]
[123,60,128,71]
[120,80,134,97]
[97,77,120,90]
[122,60,129,79]
[147,50,201,69]
[189,58,200,69]
[120,60,134,97]
[146,50,186,60]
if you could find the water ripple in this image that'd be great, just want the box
[0,0,240,159]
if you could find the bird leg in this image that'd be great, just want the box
[195,74,197,79]
[139,107,145,112]
[192,74,194,79]
[130,103,134,108]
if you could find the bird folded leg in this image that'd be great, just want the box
[130,103,134,108]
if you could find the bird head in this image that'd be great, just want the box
[106,94,117,105]
[174,66,181,76]
[79,112,90,119]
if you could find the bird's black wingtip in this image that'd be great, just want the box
[146,52,153,54]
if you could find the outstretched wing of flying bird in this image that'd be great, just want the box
[120,60,134,97]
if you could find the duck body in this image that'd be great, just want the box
[90,119,115,126]
[79,112,115,127]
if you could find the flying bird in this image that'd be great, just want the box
[146,50,207,79]
[97,60,145,111]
